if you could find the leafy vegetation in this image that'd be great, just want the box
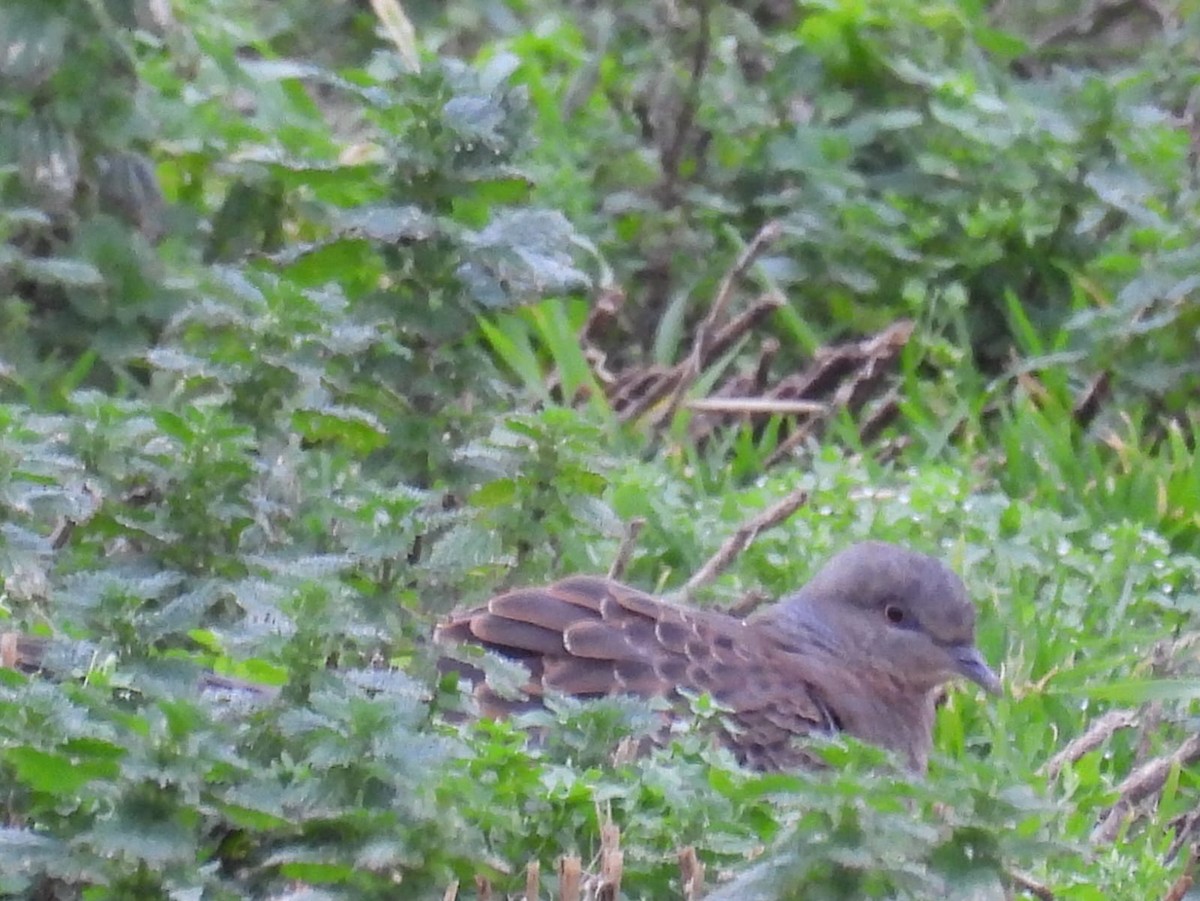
[2,0,1200,898]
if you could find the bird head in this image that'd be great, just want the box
[779,541,1001,696]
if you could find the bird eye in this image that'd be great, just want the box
[885,605,905,625]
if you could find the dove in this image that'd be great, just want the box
[436,541,1000,772]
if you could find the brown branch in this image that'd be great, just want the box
[524,860,540,901]
[1008,868,1055,901]
[727,589,769,618]
[1042,709,1138,779]
[50,518,76,550]
[580,285,625,346]
[685,397,828,416]
[0,632,28,670]
[1031,0,1148,50]
[1163,846,1198,901]
[677,485,809,601]
[762,417,822,469]
[678,846,706,900]
[762,319,913,468]
[1169,809,1200,862]
[1072,371,1112,429]
[617,291,783,424]
[596,819,623,901]
[607,517,646,581]
[658,223,784,427]
[558,855,582,901]
[753,337,779,390]
[1092,734,1200,844]
[704,293,786,363]
[1134,701,1166,764]
[611,367,671,420]
[858,387,903,446]
[659,0,712,198]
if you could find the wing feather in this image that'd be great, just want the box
[543,657,621,695]
[436,576,841,770]
[562,621,642,660]
[465,613,566,656]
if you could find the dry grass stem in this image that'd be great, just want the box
[678,486,809,600]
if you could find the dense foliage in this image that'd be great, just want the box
[2,0,1200,898]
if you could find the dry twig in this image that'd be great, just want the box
[678,846,706,900]
[1042,709,1138,779]
[607,517,646,581]
[676,485,809,601]
[659,0,711,198]
[727,589,769,618]
[1092,734,1200,844]
[595,820,623,901]
[763,319,913,468]
[558,855,582,901]
[1031,0,1152,50]
[1007,868,1055,901]
[686,397,828,416]
[1162,845,1198,901]
[524,860,540,901]
[1072,371,1112,429]
[858,387,903,446]
[617,293,784,424]
[1169,808,1200,862]
[658,222,783,426]
[50,517,76,550]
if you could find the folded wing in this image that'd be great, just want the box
[436,576,838,769]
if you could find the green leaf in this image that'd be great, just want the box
[1062,679,1200,704]
[18,257,104,288]
[6,746,117,794]
[471,477,517,507]
[292,406,388,453]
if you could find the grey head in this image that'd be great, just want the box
[770,540,1001,697]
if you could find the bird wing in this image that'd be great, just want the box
[435,576,839,768]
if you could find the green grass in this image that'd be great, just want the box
[3,0,1200,896]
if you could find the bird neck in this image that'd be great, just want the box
[762,593,856,660]
[834,676,939,773]
[758,598,939,773]
[763,594,847,655]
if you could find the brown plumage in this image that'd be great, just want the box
[436,541,1001,772]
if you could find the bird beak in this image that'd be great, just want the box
[952,645,1003,696]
